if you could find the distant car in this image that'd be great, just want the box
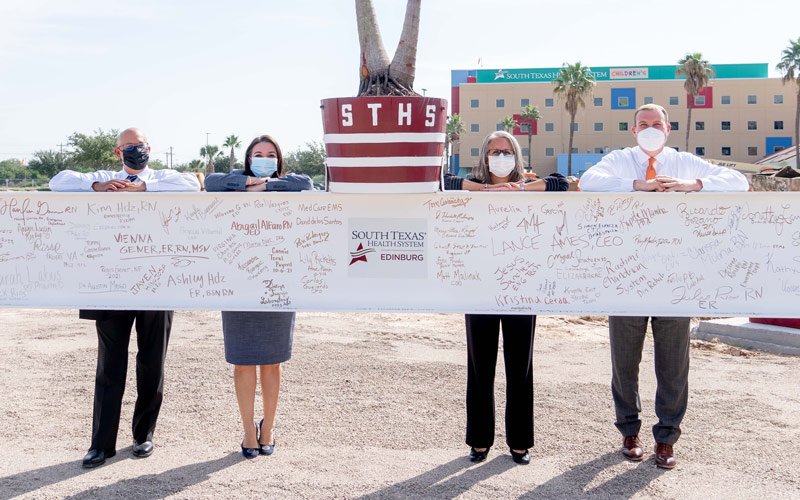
[313,182,326,191]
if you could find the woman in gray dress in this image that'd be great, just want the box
[205,134,312,458]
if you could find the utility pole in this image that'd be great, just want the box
[169,146,174,169]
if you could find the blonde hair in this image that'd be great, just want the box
[633,104,669,124]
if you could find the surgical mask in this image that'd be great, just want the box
[636,127,667,152]
[488,154,516,177]
[251,157,278,177]
[121,145,149,170]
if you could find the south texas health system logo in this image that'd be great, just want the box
[348,218,427,278]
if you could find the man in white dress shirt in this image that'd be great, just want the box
[580,104,748,469]
[50,127,199,468]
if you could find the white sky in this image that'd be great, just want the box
[1,0,798,165]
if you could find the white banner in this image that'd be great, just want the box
[1,191,799,316]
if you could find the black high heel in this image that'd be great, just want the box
[469,447,490,463]
[258,418,276,456]
[510,448,530,465]
[241,422,259,459]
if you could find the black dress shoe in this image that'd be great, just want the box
[469,447,490,463]
[510,449,531,465]
[82,449,115,469]
[132,440,154,458]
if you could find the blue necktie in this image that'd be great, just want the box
[127,175,139,182]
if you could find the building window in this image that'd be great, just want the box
[747,95,757,104]
[470,123,480,133]
[594,147,604,154]
[570,147,579,154]
[570,123,579,132]
[695,147,705,156]
[521,98,529,107]
[618,96,629,107]
[545,147,554,157]
[721,147,731,156]
[545,98,554,107]
[694,95,706,106]
[496,123,503,131]
[644,96,653,104]
[721,121,731,131]
[470,99,479,108]
[519,123,530,134]
[669,96,679,105]
[670,121,679,131]
[748,121,757,130]
[775,120,784,130]
[721,95,731,105]
[695,121,705,131]
[594,97,603,106]
[619,122,628,131]
[774,95,783,104]
[470,147,479,157]
[544,122,554,132]
[496,98,505,108]
[748,146,758,156]
[594,122,604,132]
[521,147,529,157]
[611,88,636,109]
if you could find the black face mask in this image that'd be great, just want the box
[121,145,149,170]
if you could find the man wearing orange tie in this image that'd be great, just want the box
[579,103,748,469]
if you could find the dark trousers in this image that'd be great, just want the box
[608,316,690,446]
[90,310,173,452]
[465,314,535,450]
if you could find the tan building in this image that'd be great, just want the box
[450,64,796,177]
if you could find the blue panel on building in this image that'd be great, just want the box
[611,88,636,110]
[766,137,793,154]
[450,154,461,174]
[557,154,604,177]
[451,70,470,86]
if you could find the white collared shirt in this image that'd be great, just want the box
[579,146,749,192]
[49,166,200,192]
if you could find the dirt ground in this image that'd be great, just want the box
[0,309,798,499]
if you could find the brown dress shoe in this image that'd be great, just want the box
[622,435,644,461]
[655,443,676,469]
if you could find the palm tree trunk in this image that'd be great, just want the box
[229,148,235,173]
[567,114,575,177]
[527,131,532,171]
[685,106,692,153]
[388,0,420,92]
[356,0,390,95]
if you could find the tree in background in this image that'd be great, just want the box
[501,115,518,133]
[677,53,714,153]
[27,150,64,178]
[552,62,595,176]
[200,145,223,174]
[68,129,119,171]
[519,104,542,171]
[223,134,241,172]
[777,37,800,168]
[284,141,326,178]
[356,0,420,96]
[445,114,465,174]
[0,158,27,179]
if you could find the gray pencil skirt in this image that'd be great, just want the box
[221,311,295,365]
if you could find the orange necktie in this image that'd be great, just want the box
[646,157,657,180]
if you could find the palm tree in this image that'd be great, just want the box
[356,0,420,96]
[200,145,222,174]
[519,104,542,171]
[501,115,518,133]
[223,135,241,172]
[552,62,595,176]
[445,114,465,174]
[677,53,714,153]
[777,37,800,168]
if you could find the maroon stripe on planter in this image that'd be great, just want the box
[328,166,441,183]
[325,142,444,158]
[321,97,448,134]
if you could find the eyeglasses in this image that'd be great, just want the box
[119,143,147,151]
[487,149,514,156]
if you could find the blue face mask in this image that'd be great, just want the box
[250,157,278,177]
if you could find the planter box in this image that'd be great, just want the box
[747,172,800,192]
[321,96,447,193]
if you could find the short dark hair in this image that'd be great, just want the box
[243,134,284,177]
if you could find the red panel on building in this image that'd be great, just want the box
[687,87,713,109]
[512,113,538,136]
[452,86,460,115]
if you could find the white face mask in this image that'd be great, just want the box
[636,127,667,152]
[488,154,516,177]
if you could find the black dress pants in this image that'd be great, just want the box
[90,310,173,452]
[465,314,535,450]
